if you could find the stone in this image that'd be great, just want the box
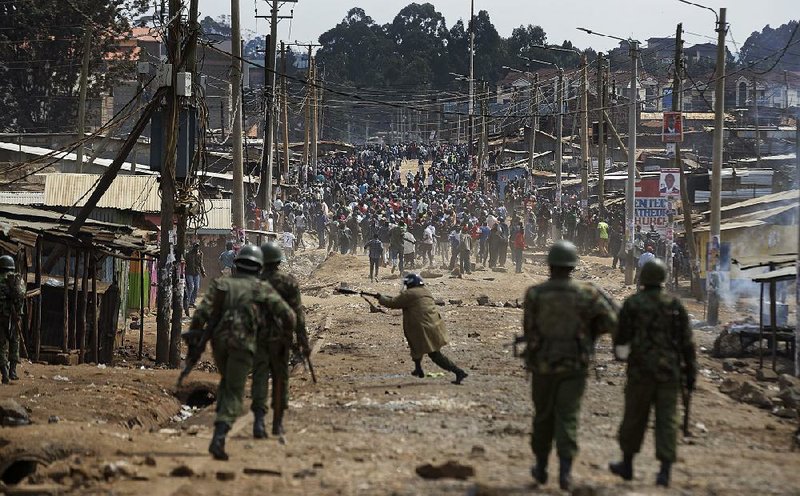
[467,332,481,338]
[470,445,486,457]
[756,368,779,382]
[102,461,136,479]
[434,299,446,306]
[0,399,30,426]
[719,377,745,397]
[773,407,799,420]
[778,374,800,391]
[415,461,475,480]
[448,299,463,305]
[420,270,443,279]
[777,387,800,409]
[216,471,236,481]
[476,295,490,306]
[712,330,743,358]
[170,465,195,477]
[503,301,514,308]
[739,382,774,409]
[186,425,201,436]
[722,359,738,372]
[48,415,60,424]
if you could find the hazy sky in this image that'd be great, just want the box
[196,0,797,54]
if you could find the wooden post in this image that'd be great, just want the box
[80,249,89,363]
[139,254,145,360]
[63,245,70,353]
[770,279,777,371]
[91,251,99,363]
[34,237,42,361]
[70,249,79,350]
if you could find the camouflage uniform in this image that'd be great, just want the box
[252,268,307,433]
[0,271,25,383]
[190,274,296,428]
[522,279,617,464]
[615,287,696,464]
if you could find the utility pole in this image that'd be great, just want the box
[580,53,589,212]
[528,74,539,172]
[555,68,564,210]
[76,28,92,171]
[707,7,727,326]
[597,53,607,216]
[624,40,639,286]
[666,23,682,292]
[257,0,277,212]
[753,78,761,167]
[795,106,799,377]
[156,0,182,365]
[468,0,475,159]
[230,0,245,230]
[311,57,319,175]
[281,41,289,186]
[303,45,312,172]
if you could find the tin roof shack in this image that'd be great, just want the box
[693,190,799,296]
[0,205,155,365]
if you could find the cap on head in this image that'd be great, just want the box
[0,255,15,272]
[640,259,667,287]
[547,240,579,268]
[234,245,264,273]
[260,242,283,265]
[403,273,424,289]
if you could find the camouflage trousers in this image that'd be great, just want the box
[250,338,290,415]
[531,370,587,460]
[212,341,254,427]
[0,317,19,369]
[618,380,680,463]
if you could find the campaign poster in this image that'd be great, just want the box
[659,168,681,197]
[635,177,667,234]
[662,111,683,143]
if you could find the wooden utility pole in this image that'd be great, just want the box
[281,41,290,184]
[528,74,539,172]
[303,46,312,173]
[76,28,92,171]
[707,7,727,325]
[624,41,639,286]
[156,0,182,364]
[580,53,589,213]
[311,57,319,175]
[597,53,607,216]
[230,0,245,229]
[555,69,564,209]
[753,78,761,167]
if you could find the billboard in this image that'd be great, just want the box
[635,177,668,234]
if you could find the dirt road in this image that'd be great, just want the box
[1,244,798,495]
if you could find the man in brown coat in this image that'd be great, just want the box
[378,273,468,384]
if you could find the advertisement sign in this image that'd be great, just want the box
[662,111,683,143]
[659,168,680,197]
[635,177,667,234]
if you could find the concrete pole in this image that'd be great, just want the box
[580,54,589,212]
[597,53,606,216]
[281,42,289,183]
[230,0,245,229]
[468,0,475,158]
[76,29,92,171]
[528,74,539,172]
[311,58,319,175]
[261,0,279,210]
[556,68,564,209]
[667,23,683,292]
[624,41,639,286]
[707,7,727,325]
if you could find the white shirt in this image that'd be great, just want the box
[282,232,296,249]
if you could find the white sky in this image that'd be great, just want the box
[195,0,798,55]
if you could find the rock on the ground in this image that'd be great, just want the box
[712,330,744,358]
[773,407,799,419]
[434,299,446,306]
[0,399,30,426]
[778,374,800,391]
[476,295,490,306]
[739,382,774,409]
[170,465,195,477]
[719,377,745,396]
[415,461,475,480]
[756,368,779,382]
[449,299,463,305]
[777,386,800,409]
[420,270,443,279]
[216,471,236,481]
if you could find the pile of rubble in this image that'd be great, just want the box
[718,361,799,420]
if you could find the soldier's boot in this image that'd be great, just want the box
[253,408,267,439]
[8,362,18,381]
[558,457,573,491]
[208,422,230,461]
[412,359,424,378]
[1,365,8,385]
[531,457,548,485]
[656,461,672,487]
[609,453,634,481]
[272,409,286,444]
[453,367,468,385]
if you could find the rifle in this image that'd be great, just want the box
[177,327,210,387]
[295,329,317,383]
[334,287,380,299]
[671,300,693,438]
[682,381,692,437]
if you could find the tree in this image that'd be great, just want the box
[387,3,449,87]
[739,21,800,73]
[0,0,148,132]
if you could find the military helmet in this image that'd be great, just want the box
[640,259,667,286]
[547,241,579,268]
[260,242,283,264]
[234,245,263,273]
[0,255,14,272]
[403,273,424,289]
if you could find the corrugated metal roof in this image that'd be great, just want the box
[0,191,44,205]
[43,173,161,213]
[197,199,231,232]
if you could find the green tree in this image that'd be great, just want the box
[739,21,800,72]
[0,0,148,132]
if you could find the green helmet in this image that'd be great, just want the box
[640,259,667,287]
[547,241,579,268]
[0,255,14,272]
[260,243,283,264]
[234,245,263,273]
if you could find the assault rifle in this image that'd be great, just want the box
[295,329,317,384]
[334,287,380,298]
[177,327,211,387]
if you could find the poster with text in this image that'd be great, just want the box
[635,177,667,234]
